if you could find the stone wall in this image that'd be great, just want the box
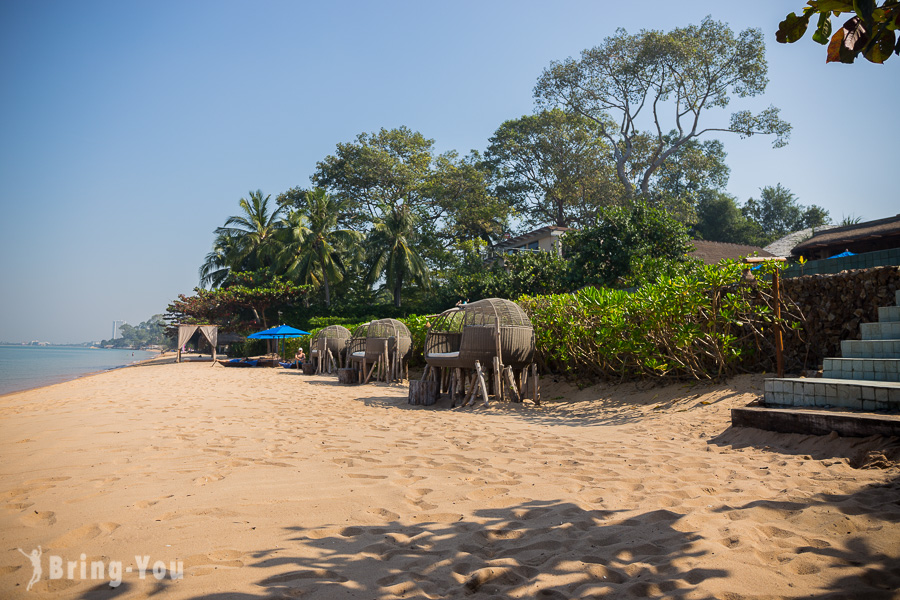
[780,266,900,371]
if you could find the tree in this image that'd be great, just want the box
[426,151,511,246]
[565,200,694,288]
[742,184,830,243]
[484,109,621,228]
[777,1,900,64]
[276,188,363,307]
[312,127,435,229]
[199,190,284,287]
[692,190,766,246]
[534,17,791,199]
[166,273,309,333]
[365,204,429,308]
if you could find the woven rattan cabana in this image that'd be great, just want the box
[310,325,351,373]
[346,319,411,383]
[411,298,538,407]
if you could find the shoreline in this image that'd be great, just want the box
[0,348,166,399]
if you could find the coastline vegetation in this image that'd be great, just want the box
[165,18,828,381]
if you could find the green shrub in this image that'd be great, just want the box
[519,259,794,381]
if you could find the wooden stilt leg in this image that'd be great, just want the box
[503,366,521,403]
[531,363,540,405]
[493,357,503,402]
[474,361,489,405]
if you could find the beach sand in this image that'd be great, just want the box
[1,362,898,599]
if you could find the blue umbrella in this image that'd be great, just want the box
[247,325,310,361]
[827,250,855,259]
[247,324,310,339]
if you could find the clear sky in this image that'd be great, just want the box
[0,1,896,344]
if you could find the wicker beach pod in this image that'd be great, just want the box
[424,298,534,369]
[310,325,351,368]
[346,319,413,364]
[310,325,351,359]
[346,323,371,364]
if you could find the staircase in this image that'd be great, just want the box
[732,290,900,437]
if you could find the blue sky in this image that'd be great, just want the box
[0,1,896,344]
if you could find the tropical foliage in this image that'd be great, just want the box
[520,260,800,381]
[777,1,900,64]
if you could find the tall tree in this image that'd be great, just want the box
[692,190,766,246]
[199,190,284,287]
[365,204,429,308]
[534,17,791,198]
[777,1,900,64]
[485,109,621,228]
[742,184,831,243]
[277,188,362,307]
[312,127,434,229]
[426,151,511,246]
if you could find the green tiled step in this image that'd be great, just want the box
[879,306,900,323]
[841,339,900,359]
[860,321,900,340]
[764,377,900,412]
[822,358,900,382]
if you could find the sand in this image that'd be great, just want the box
[1,360,898,599]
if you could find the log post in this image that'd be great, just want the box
[504,366,521,403]
[531,363,540,405]
[493,356,503,402]
[474,360,489,405]
[337,367,358,384]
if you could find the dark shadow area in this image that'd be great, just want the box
[175,500,727,599]
[710,472,900,599]
[708,425,900,468]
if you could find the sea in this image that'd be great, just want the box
[0,345,157,396]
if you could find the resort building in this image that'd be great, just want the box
[493,226,571,257]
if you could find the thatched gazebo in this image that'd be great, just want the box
[310,325,351,373]
[345,319,411,384]
[412,298,537,407]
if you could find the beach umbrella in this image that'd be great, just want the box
[827,250,856,259]
[247,325,310,360]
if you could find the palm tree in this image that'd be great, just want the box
[366,203,429,307]
[199,190,283,287]
[277,188,362,307]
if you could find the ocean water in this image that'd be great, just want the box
[0,345,156,396]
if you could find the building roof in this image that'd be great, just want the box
[690,240,774,265]
[792,214,900,255]
[764,225,837,258]
[494,226,572,250]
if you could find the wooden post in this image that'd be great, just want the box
[531,363,540,405]
[493,356,503,402]
[474,360,490,405]
[744,256,787,378]
[337,367,358,384]
[773,266,784,378]
[504,366,521,403]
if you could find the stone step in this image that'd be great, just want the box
[733,405,900,438]
[841,339,900,359]
[822,357,900,382]
[764,377,900,412]
[860,322,900,340]
[879,306,900,323]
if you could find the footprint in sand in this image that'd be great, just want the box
[194,473,225,486]
[133,495,174,509]
[182,549,247,576]
[20,510,56,527]
[367,507,400,521]
[49,522,120,549]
